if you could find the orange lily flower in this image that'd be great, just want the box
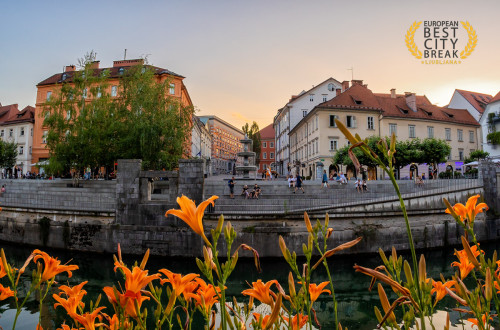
[309,281,331,303]
[159,269,200,297]
[72,306,106,330]
[33,249,79,282]
[182,277,205,302]
[102,286,149,319]
[114,262,159,296]
[56,325,79,330]
[185,283,221,315]
[0,259,7,279]
[467,314,492,329]
[242,279,278,305]
[252,313,271,328]
[165,195,218,246]
[445,194,488,223]
[284,314,309,330]
[53,281,88,316]
[451,246,480,279]
[431,280,456,304]
[36,324,43,330]
[0,283,14,300]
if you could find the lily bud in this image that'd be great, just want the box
[391,247,397,270]
[325,213,330,228]
[216,214,224,234]
[139,249,150,270]
[279,236,290,262]
[304,212,313,233]
[308,233,314,251]
[379,248,389,266]
[203,246,213,271]
[288,272,296,298]
[326,228,333,239]
[418,255,427,285]
[403,260,413,286]
[224,221,233,239]
[485,268,492,301]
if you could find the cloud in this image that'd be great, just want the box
[231,111,252,123]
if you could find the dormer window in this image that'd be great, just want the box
[397,106,408,114]
[444,112,454,118]
[328,83,335,91]
[421,108,432,116]
[119,67,125,75]
[351,96,362,105]
[62,73,68,81]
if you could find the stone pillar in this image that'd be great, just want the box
[315,162,324,181]
[178,159,205,203]
[480,160,499,218]
[116,159,142,225]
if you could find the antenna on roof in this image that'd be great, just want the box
[124,49,127,60]
[347,66,354,80]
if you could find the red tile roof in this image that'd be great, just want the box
[37,65,184,86]
[455,89,492,114]
[489,91,500,104]
[318,84,479,126]
[259,123,275,139]
[0,104,35,125]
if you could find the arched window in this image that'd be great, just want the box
[328,83,335,91]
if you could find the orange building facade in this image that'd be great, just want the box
[32,59,193,171]
[258,123,275,173]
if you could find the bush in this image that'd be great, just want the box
[453,171,463,178]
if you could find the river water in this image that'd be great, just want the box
[0,241,497,329]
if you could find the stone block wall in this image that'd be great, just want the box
[178,159,205,203]
[480,160,500,216]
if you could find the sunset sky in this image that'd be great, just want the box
[1,0,499,130]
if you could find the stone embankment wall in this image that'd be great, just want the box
[0,160,498,257]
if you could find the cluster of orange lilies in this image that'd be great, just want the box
[0,189,495,329]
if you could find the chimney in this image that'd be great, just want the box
[405,92,417,112]
[335,88,341,96]
[342,80,349,91]
[390,88,396,98]
[351,79,363,86]
[65,65,76,72]
[89,61,100,69]
[362,84,368,88]
[113,59,145,67]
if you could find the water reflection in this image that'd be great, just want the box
[1,241,499,329]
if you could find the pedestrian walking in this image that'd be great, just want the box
[228,177,235,199]
[321,170,329,188]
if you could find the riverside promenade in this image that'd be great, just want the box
[0,159,498,257]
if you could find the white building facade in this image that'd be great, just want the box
[0,104,35,177]
[448,89,492,122]
[191,116,212,175]
[273,78,345,175]
[479,92,500,157]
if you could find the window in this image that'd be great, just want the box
[315,140,318,154]
[329,139,338,151]
[111,86,118,97]
[19,146,23,155]
[309,94,314,102]
[329,115,338,127]
[367,117,374,130]
[29,146,32,155]
[469,130,474,143]
[270,142,274,148]
[459,149,464,160]
[9,129,13,137]
[0,130,3,137]
[263,152,267,159]
[42,130,48,144]
[83,88,88,99]
[118,67,124,75]
[322,94,327,102]
[427,126,434,138]
[46,91,52,101]
[328,83,335,91]
[346,115,356,128]
[169,83,175,95]
[389,123,397,136]
[409,125,416,138]
[448,152,452,160]
[31,128,33,136]
[445,128,451,141]
[303,110,307,117]
[270,152,274,159]
[263,142,267,148]
[458,129,463,142]
[67,111,71,120]
[96,88,102,98]
[20,127,25,136]
[62,73,68,81]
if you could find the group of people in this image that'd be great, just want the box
[228,177,262,199]
[354,178,368,192]
[321,170,348,187]
[287,175,305,193]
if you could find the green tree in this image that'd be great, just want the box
[242,121,261,166]
[420,138,451,165]
[43,52,193,177]
[464,149,489,164]
[0,140,18,170]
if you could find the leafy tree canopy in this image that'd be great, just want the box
[0,140,18,169]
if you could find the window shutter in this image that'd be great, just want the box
[353,116,357,128]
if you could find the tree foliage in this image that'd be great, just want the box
[43,52,193,175]
[242,121,261,166]
[0,140,18,169]
[464,149,489,164]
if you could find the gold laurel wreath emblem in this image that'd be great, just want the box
[405,21,423,59]
[460,21,477,59]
